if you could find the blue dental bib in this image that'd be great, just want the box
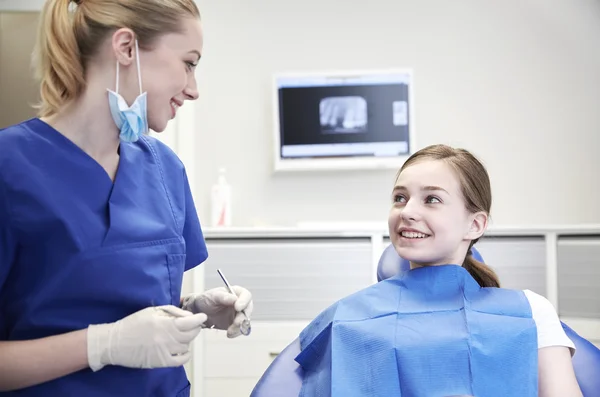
[295,265,538,397]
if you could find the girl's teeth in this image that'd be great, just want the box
[401,231,427,239]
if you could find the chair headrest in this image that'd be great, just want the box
[376,244,485,282]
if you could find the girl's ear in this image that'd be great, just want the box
[465,211,488,240]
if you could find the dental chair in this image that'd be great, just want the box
[250,245,600,397]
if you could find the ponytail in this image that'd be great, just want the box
[34,0,86,117]
[463,245,500,288]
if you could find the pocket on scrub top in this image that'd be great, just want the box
[175,381,191,397]
[166,253,186,306]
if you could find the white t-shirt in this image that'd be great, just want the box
[523,289,576,355]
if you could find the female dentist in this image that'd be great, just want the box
[0,0,252,395]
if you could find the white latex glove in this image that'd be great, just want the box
[181,286,253,338]
[87,305,207,372]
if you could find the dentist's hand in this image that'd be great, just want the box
[87,305,207,371]
[181,286,253,338]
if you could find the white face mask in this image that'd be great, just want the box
[107,40,148,143]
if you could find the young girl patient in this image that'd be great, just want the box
[295,145,582,397]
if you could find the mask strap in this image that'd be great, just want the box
[135,40,142,95]
[115,60,120,94]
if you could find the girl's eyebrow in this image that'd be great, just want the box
[393,185,449,194]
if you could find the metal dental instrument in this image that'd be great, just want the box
[217,269,251,336]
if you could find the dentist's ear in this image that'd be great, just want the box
[111,28,136,66]
[466,211,488,240]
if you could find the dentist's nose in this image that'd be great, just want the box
[183,76,199,100]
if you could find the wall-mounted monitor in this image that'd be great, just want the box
[272,69,415,171]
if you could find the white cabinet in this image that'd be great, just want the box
[202,238,373,321]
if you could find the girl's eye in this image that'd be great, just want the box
[393,194,407,204]
[426,195,441,204]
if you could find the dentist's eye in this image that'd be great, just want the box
[185,61,198,72]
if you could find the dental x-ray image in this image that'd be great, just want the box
[319,96,368,134]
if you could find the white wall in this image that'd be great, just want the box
[1,0,599,227]
[192,0,600,228]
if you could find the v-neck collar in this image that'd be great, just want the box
[30,118,127,187]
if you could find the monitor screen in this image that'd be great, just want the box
[273,69,414,171]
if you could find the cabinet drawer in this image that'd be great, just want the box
[476,236,547,295]
[557,237,600,318]
[202,239,373,321]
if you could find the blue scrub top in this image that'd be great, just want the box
[0,118,208,396]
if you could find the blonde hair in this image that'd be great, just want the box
[33,0,200,117]
[398,144,500,288]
